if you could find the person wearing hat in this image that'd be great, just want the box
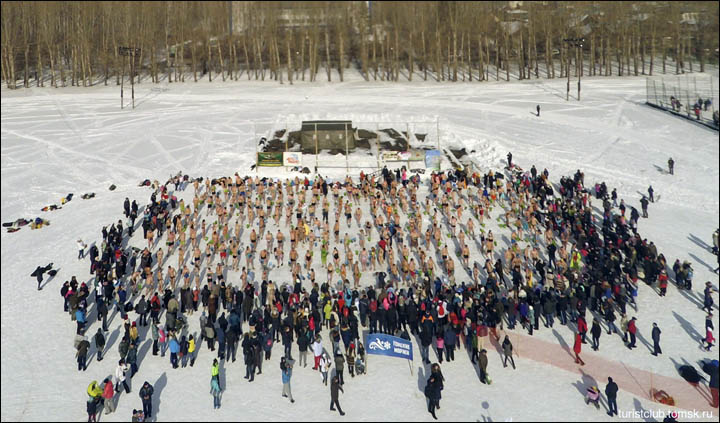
[627,317,637,349]
[704,281,716,314]
[651,322,662,356]
[139,381,154,419]
[605,377,619,416]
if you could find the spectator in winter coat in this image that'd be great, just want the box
[102,378,115,415]
[605,377,619,416]
[502,336,515,369]
[424,373,441,420]
[444,326,456,362]
[76,336,90,371]
[281,359,295,403]
[211,376,222,409]
[651,323,662,356]
[139,381,154,419]
[115,360,130,393]
[169,335,180,368]
[312,336,324,370]
[573,331,585,366]
[335,353,346,385]
[94,328,106,361]
[180,335,189,367]
[420,312,434,364]
[330,375,345,416]
[242,333,256,382]
[320,352,332,385]
[627,317,637,349]
[478,349,489,384]
[590,319,602,351]
[126,342,139,376]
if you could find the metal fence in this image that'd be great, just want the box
[646,75,719,129]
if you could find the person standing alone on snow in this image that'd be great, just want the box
[281,357,295,403]
[139,381,154,419]
[651,322,662,356]
[640,196,649,218]
[668,157,674,175]
[330,375,345,416]
[211,375,222,409]
[606,377,619,416]
[536,105,541,117]
[573,330,585,365]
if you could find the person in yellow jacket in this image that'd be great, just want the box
[323,300,333,330]
[570,251,583,271]
[87,380,103,398]
[211,358,220,382]
[188,334,196,367]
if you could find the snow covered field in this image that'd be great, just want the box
[2,70,719,422]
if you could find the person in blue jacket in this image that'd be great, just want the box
[281,357,295,403]
[169,334,180,369]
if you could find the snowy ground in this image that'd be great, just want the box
[2,70,719,422]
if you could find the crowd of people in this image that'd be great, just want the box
[59,152,718,421]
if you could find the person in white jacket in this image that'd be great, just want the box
[311,336,323,370]
[77,239,87,259]
[319,352,331,386]
[115,359,130,393]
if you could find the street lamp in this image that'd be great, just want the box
[563,38,584,101]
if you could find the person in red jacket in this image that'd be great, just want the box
[658,270,669,297]
[102,378,115,415]
[577,315,588,344]
[627,317,637,349]
[573,331,585,366]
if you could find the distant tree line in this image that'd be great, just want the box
[1,1,718,89]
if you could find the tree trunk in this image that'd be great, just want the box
[324,27,331,82]
[218,41,225,82]
[243,36,251,80]
[452,31,457,82]
[408,31,414,82]
[208,42,212,82]
[49,47,56,87]
[339,29,344,82]
[422,30,427,81]
[478,33,484,81]
[191,42,197,82]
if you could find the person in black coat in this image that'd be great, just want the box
[31,263,53,290]
[94,328,106,361]
[139,381,154,419]
[605,377,619,416]
[242,333,256,381]
[420,312,434,364]
[424,364,444,420]
[591,318,602,351]
[651,323,662,356]
[330,375,345,415]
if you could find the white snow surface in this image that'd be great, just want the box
[2,71,719,422]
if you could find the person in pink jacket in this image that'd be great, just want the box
[436,334,445,364]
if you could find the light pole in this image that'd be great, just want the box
[563,38,584,101]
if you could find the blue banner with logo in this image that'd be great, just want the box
[365,333,413,361]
